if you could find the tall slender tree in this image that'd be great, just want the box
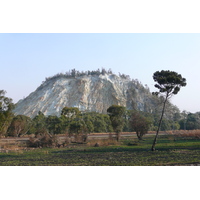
[151,70,186,151]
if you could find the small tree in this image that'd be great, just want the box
[151,70,186,151]
[46,115,62,135]
[129,111,152,140]
[107,105,126,141]
[61,107,80,119]
[93,114,107,133]
[68,118,87,142]
[32,111,48,136]
[7,115,32,137]
[61,107,81,138]
[0,90,14,136]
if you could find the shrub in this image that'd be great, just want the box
[28,134,58,148]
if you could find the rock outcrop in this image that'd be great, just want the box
[14,73,159,118]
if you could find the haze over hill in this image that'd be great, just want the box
[14,69,178,118]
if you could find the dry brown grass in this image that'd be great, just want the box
[166,130,200,139]
[0,137,31,153]
[87,138,119,147]
[0,142,25,153]
[1,130,199,152]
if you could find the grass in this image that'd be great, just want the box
[0,134,200,166]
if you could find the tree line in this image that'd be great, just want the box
[42,68,142,88]
[1,89,197,140]
[44,68,114,82]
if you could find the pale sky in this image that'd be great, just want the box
[1,33,200,113]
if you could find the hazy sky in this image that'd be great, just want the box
[1,33,200,113]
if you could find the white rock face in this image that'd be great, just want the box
[14,74,155,117]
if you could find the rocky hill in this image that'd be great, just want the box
[14,69,176,118]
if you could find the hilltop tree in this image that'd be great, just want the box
[107,105,126,141]
[151,70,186,151]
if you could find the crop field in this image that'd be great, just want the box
[0,131,200,166]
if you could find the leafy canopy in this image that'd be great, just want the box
[151,70,186,151]
[152,70,186,97]
[129,111,152,140]
[61,107,80,119]
[107,105,126,134]
[0,90,14,136]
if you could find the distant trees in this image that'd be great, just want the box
[7,106,199,140]
[45,115,63,135]
[0,90,14,137]
[32,111,48,136]
[5,100,200,151]
[61,107,80,119]
[6,104,185,142]
[61,107,84,141]
[7,115,32,137]
[107,105,126,141]
[81,114,94,133]
[5,108,114,141]
[43,69,145,93]
[151,70,186,151]
[44,68,115,83]
[179,112,200,130]
[68,118,88,142]
[129,111,152,140]
[81,112,113,133]
[4,103,196,142]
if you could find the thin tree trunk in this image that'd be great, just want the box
[0,121,8,136]
[16,127,22,137]
[116,132,120,142]
[151,94,169,151]
[21,128,30,137]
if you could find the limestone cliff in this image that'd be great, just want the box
[14,73,158,117]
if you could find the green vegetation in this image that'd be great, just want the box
[0,135,199,166]
[1,91,199,141]
[44,68,132,82]
[7,115,32,137]
[107,105,126,141]
[129,111,152,140]
[179,112,200,130]
[0,90,15,136]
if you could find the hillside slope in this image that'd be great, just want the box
[14,72,168,117]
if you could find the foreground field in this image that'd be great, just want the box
[0,134,200,166]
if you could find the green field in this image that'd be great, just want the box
[0,135,200,166]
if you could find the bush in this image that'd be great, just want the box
[28,134,58,148]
